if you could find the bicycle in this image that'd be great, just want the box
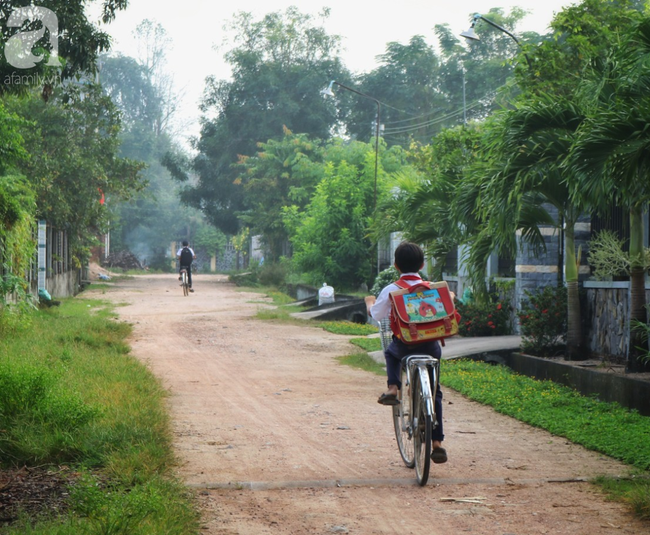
[180,267,189,296]
[379,318,440,486]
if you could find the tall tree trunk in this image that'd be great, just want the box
[627,205,648,373]
[564,219,583,359]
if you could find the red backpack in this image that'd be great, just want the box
[389,278,460,345]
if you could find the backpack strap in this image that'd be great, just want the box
[394,275,421,289]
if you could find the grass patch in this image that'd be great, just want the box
[594,476,650,519]
[441,359,650,470]
[441,358,650,519]
[337,352,385,375]
[0,298,199,533]
[317,321,377,336]
[349,337,382,352]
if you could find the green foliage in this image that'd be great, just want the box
[318,321,377,336]
[258,262,288,287]
[337,352,385,376]
[236,130,324,260]
[349,337,382,353]
[0,297,199,532]
[518,285,567,357]
[0,0,129,96]
[370,267,399,297]
[442,359,650,471]
[194,225,228,258]
[631,306,650,365]
[285,155,376,290]
[5,87,146,264]
[588,230,650,280]
[186,6,350,234]
[456,297,512,337]
[595,476,650,520]
[0,174,37,320]
[369,266,428,297]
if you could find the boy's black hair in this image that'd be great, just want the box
[394,241,424,273]
[182,240,189,247]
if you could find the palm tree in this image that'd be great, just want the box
[473,98,588,358]
[568,19,650,371]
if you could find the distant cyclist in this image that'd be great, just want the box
[177,240,197,292]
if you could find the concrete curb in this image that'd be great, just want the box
[368,335,522,364]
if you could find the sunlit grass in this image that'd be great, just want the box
[0,298,199,533]
[337,352,385,375]
[349,337,382,352]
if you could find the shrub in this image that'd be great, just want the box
[518,285,567,357]
[258,262,287,287]
[456,296,512,337]
[370,267,427,297]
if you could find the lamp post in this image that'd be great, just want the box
[321,80,380,210]
[461,13,532,68]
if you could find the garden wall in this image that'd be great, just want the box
[583,281,650,359]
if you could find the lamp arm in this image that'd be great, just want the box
[474,14,532,68]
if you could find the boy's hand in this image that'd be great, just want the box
[364,295,376,314]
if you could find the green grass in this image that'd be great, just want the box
[440,358,650,518]
[594,476,650,519]
[317,321,377,336]
[349,337,382,352]
[441,359,650,470]
[0,298,199,534]
[337,352,385,375]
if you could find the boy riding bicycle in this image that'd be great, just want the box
[365,241,449,464]
[177,240,197,292]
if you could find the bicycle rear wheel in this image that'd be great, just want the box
[182,271,189,296]
[392,366,414,468]
[413,370,432,486]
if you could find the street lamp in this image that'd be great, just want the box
[321,80,380,210]
[461,13,532,68]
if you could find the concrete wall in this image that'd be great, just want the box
[47,269,81,298]
[583,281,650,359]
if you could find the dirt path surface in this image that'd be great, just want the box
[94,274,648,534]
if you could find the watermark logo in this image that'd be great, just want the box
[4,6,60,69]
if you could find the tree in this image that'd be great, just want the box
[4,85,145,262]
[568,17,650,371]
[373,126,483,280]
[347,36,444,146]
[0,0,129,98]
[284,156,377,290]
[183,7,351,234]
[235,128,324,261]
[478,98,587,358]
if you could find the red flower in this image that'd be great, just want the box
[497,303,502,310]
[491,325,496,329]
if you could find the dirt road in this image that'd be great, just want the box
[95,274,648,534]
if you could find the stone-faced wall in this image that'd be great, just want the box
[583,282,650,359]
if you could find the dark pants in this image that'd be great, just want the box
[180,264,192,288]
[385,337,444,442]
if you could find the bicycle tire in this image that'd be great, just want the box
[182,271,189,296]
[392,365,415,468]
[413,369,432,486]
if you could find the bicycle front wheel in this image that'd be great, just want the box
[392,366,414,468]
[413,370,432,486]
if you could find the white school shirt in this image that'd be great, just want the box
[369,273,423,321]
